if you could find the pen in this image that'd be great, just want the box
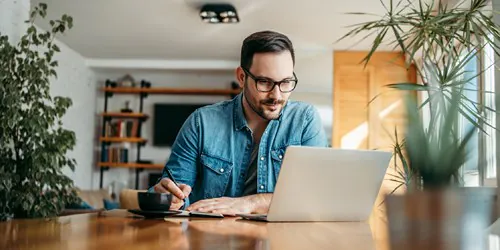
[164,166,186,203]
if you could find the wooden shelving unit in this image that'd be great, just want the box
[98,162,164,169]
[98,79,240,189]
[101,87,241,96]
[101,112,148,119]
[100,137,146,143]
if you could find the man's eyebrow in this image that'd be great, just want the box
[255,75,295,81]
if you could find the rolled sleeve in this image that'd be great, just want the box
[148,110,200,209]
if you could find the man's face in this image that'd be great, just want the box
[238,51,295,120]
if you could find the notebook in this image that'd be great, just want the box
[170,210,224,218]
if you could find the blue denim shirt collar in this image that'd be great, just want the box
[233,93,248,131]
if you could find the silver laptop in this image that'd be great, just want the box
[237,146,391,222]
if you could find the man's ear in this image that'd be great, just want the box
[235,67,245,89]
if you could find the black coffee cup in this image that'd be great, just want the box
[137,192,172,211]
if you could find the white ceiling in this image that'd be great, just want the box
[31,0,393,60]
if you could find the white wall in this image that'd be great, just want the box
[49,39,96,190]
[0,0,30,42]
[92,50,333,190]
[1,0,97,189]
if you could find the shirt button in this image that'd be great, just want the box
[260,185,265,190]
[260,157,264,161]
[220,168,224,173]
[279,155,283,159]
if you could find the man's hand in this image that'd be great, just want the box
[186,194,272,216]
[153,178,192,210]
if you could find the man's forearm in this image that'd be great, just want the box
[247,193,273,214]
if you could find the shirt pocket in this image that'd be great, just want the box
[200,153,233,198]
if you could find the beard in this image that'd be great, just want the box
[243,83,285,121]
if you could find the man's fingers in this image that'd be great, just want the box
[190,202,228,212]
[187,200,213,211]
[171,195,183,204]
[154,183,168,193]
[170,200,184,210]
[187,197,232,211]
[187,199,215,211]
[212,209,236,216]
[160,178,185,199]
[179,184,192,197]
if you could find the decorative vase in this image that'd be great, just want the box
[120,101,133,113]
[385,187,496,250]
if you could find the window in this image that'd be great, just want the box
[459,50,480,187]
[460,35,497,187]
[481,35,497,186]
[420,38,497,187]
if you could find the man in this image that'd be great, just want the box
[150,30,328,215]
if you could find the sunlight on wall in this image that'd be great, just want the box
[340,100,402,149]
[341,122,369,149]
[378,100,401,118]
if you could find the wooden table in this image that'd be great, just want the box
[0,209,388,250]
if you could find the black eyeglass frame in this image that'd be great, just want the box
[241,67,298,93]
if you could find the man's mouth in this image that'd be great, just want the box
[263,103,279,111]
[261,99,284,112]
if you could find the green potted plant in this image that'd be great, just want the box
[0,3,81,221]
[339,0,499,247]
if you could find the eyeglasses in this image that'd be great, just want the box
[242,67,298,93]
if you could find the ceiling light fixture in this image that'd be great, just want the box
[199,3,239,23]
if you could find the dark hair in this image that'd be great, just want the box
[240,30,295,70]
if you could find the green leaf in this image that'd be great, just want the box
[31,6,39,15]
[443,89,488,133]
[27,26,36,34]
[50,69,57,78]
[39,3,48,11]
[387,83,429,91]
[387,178,406,184]
[344,12,380,16]
[362,27,389,66]
[68,17,73,29]
[52,44,60,52]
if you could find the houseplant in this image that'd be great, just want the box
[339,0,499,190]
[339,0,499,247]
[0,3,81,221]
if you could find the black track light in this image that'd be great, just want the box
[199,4,239,24]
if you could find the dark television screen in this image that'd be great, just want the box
[153,103,207,146]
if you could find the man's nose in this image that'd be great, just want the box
[268,83,282,100]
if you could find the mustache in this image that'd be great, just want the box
[261,99,285,105]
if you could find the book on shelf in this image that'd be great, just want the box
[102,146,129,163]
[104,120,139,138]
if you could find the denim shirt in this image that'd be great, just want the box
[149,93,328,206]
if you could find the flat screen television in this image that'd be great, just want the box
[153,103,208,146]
